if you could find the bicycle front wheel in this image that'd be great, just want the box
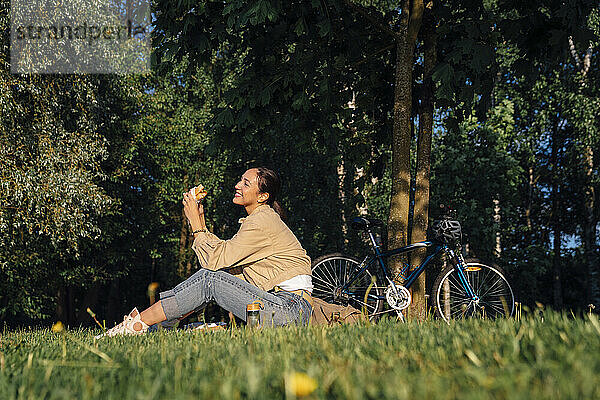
[311,253,383,320]
[432,259,514,322]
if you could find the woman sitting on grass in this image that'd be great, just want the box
[97,167,313,337]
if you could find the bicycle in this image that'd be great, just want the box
[311,208,515,322]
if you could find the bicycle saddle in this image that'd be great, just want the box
[350,216,384,230]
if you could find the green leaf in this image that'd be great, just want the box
[294,17,306,36]
[317,20,331,37]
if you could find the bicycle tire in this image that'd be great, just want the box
[311,253,384,320]
[432,258,514,322]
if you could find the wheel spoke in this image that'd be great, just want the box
[474,268,494,293]
[322,261,338,287]
[479,276,507,299]
[334,259,342,287]
[312,265,332,284]
[312,274,335,290]
[350,296,376,313]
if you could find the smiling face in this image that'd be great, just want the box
[233,168,269,214]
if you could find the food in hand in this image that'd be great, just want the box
[191,185,208,200]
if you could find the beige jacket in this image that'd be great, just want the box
[191,204,312,292]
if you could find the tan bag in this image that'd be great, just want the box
[310,297,367,325]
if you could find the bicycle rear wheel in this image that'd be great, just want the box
[432,258,514,322]
[311,253,383,320]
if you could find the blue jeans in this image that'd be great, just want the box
[159,269,312,326]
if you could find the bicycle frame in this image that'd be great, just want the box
[342,230,479,302]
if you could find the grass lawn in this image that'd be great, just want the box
[1,311,599,399]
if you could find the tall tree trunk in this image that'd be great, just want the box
[568,38,597,307]
[343,0,425,308]
[178,206,189,277]
[56,286,76,326]
[526,166,534,230]
[552,224,562,308]
[551,121,563,308]
[409,0,435,321]
[56,286,68,323]
[338,156,348,244]
[75,284,100,325]
[493,199,501,258]
[106,279,120,324]
[354,167,369,216]
[583,142,598,306]
[388,0,424,280]
[178,174,190,277]
[186,258,193,276]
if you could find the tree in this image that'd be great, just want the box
[565,10,599,307]
[0,69,127,320]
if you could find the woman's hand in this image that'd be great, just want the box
[182,189,206,233]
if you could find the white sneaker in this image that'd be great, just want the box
[94,308,149,339]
